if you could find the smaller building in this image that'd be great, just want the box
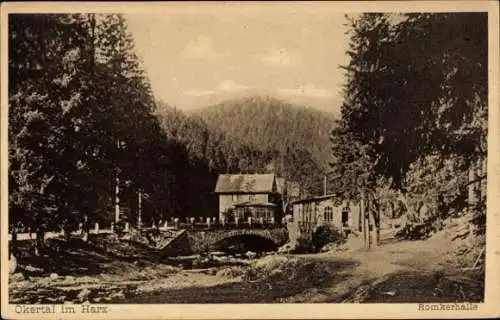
[291,194,360,233]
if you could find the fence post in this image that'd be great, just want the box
[174,218,179,229]
[94,222,99,234]
[206,217,211,229]
[124,222,129,233]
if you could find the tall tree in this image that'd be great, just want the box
[332,12,487,234]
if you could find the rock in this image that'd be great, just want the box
[320,242,343,253]
[64,275,75,283]
[278,242,297,254]
[9,256,17,274]
[108,290,125,300]
[49,273,60,280]
[209,251,226,257]
[10,273,24,281]
[208,268,217,275]
[245,251,257,259]
[77,288,91,300]
[381,291,397,296]
[269,268,284,278]
[216,266,246,278]
[24,265,43,272]
[254,255,289,271]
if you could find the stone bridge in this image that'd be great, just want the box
[164,228,289,254]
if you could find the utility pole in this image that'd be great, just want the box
[366,193,372,249]
[114,138,120,224]
[137,189,142,230]
[323,175,327,196]
[361,189,367,248]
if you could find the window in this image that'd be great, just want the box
[324,206,333,223]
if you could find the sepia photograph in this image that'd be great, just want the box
[1,1,499,319]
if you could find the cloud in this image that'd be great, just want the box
[183,89,217,97]
[278,84,334,99]
[182,36,227,60]
[183,80,249,96]
[260,48,300,67]
[216,80,248,92]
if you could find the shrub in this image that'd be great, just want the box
[311,224,343,252]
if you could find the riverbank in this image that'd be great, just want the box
[9,224,484,304]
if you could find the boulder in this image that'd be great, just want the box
[24,265,43,272]
[245,251,257,259]
[9,256,17,274]
[277,242,298,254]
[108,290,125,300]
[10,272,24,281]
[49,273,59,280]
[209,251,226,257]
[77,288,91,300]
[268,268,284,278]
[254,255,289,270]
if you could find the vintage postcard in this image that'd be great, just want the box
[1,1,499,319]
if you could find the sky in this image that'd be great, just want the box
[124,5,350,114]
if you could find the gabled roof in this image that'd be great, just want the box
[215,174,276,194]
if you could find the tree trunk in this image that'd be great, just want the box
[63,227,72,242]
[390,201,396,219]
[397,190,414,223]
[369,193,381,246]
[10,226,18,268]
[468,160,479,215]
[361,190,367,247]
[376,210,381,245]
[358,197,363,233]
[35,227,45,256]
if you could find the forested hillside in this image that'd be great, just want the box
[156,98,332,198]
[195,96,336,171]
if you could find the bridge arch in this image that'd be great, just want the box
[186,228,288,253]
[212,233,279,253]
